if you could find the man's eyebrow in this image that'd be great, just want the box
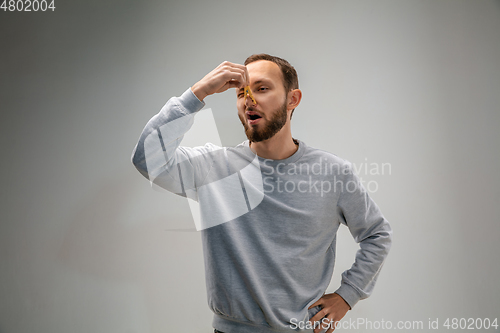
[236,79,273,94]
[252,79,272,85]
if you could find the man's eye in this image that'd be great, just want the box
[259,87,268,91]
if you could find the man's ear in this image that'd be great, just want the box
[287,89,302,111]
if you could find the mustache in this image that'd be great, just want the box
[246,107,258,112]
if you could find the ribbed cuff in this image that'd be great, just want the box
[177,87,205,114]
[334,283,362,309]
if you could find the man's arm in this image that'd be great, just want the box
[130,87,206,195]
[309,162,392,333]
[333,163,392,308]
[130,61,249,194]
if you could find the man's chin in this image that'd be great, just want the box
[246,130,272,143]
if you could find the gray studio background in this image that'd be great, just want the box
[1,0,499,332]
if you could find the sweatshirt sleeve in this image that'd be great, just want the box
[130,88,218,198]
[333,162,392,309]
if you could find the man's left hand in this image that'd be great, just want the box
[308,293,351,333]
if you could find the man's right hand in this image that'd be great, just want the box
[191,61,249,102]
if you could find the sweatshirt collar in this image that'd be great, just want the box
[242,139,306,165]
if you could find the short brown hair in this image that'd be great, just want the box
[244,54,299,118]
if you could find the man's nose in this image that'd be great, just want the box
[245,92,257,107]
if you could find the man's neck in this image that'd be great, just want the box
[249,127,298,160]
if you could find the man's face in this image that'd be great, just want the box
[237,60,289,142]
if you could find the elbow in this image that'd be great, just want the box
[365,217,393,256]
[131,146,150,181]
[380,220,393,256]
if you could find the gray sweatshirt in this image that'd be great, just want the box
[131,88,392,333]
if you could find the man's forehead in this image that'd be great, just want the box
[247,60,282,82]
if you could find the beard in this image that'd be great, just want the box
[239,99,288,143]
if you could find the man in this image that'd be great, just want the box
[131,54,392,333]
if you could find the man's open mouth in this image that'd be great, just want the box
[246,111,262,120]
[246,111,263,125]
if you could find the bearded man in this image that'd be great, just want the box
[131,54,392,333]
